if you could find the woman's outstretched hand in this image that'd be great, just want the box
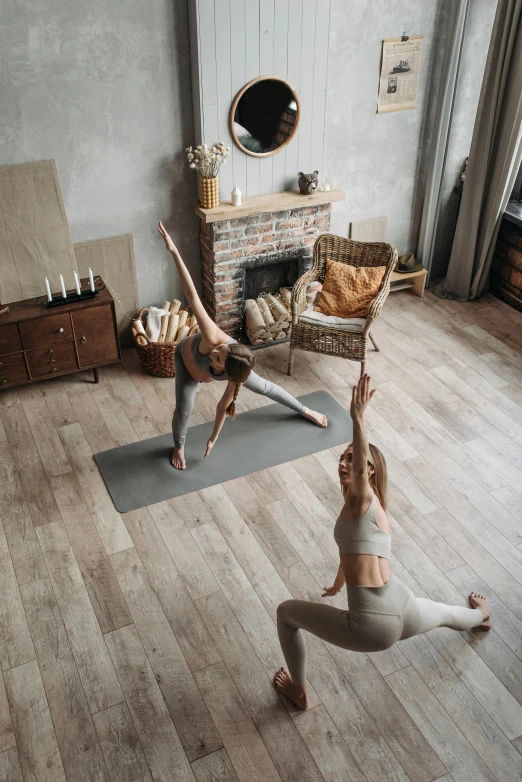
[204,438,215,458]
[321,585,340,597]
[158,221,177,254]
[350,374,376,421]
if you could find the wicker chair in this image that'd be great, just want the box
[288,234,397,376]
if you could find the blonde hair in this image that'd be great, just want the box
[224,344,255,418]
[341,442,388,510]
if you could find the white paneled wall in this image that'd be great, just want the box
[188,0,331,199]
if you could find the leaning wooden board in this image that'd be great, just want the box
[0,160,77,304]
[74,234,139,349]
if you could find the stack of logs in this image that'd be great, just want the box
[245,287,293,345]
[132,299,200,346]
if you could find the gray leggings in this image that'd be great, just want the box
[277,574,482,686]
[172,347,306,448]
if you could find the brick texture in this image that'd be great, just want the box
[198,203,332,334]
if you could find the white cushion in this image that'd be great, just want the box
[298,307,366,332]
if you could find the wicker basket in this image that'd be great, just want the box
[133,307,179,377]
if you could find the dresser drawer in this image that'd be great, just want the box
[26,342,78,379]
[72,304,119,367]
[0,323,23,355]
[19,313,73,350]
[0,353,29,387]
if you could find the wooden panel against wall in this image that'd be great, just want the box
[0,160,77,305]
[74,234,139,349]
[189,0,331,199]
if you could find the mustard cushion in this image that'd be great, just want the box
[314,260,386,318]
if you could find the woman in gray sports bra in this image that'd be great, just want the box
[274,374,491,710]
[158,223,328,469]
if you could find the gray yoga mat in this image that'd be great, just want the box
[94,390,352,512]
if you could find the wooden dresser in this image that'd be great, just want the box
[0,279,121,389]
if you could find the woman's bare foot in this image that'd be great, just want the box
[273,668,309,710]
[302,408,328,428]
[469,592,492,630]
[171,447,186,470]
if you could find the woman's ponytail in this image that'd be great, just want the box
[225,382,241,419]
[223,344,255,419]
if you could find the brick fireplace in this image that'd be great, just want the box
[196,190,344,338]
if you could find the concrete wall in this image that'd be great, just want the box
[0,0,199,308]
[325,0,449,253]
[1,0,494,305]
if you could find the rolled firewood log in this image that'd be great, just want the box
[265,293,289,323]
[274,330,286,340]
[187,315,197,329]
[158,314,169,343]
[177,310,188,332]
[252,338,264,345]
[280,287,292,308]
[133,318,147,337]
[132,326,147,347]
[162,301,171,312]
[188,325,200,335]
[169,299,181,315]
[257,297,275,330]
[245,299,265,333]
[176,324,190,342]
[165,313,179,343]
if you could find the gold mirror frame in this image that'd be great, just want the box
[230,76,301,158]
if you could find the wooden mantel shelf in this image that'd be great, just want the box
[195,188,345,223]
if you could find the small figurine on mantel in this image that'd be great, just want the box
[298,171,319,195]
[231,184,242,206]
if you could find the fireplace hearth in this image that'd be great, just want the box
[196,193,341,339]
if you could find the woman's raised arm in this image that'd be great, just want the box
[158,222,222,342]
[346,375,375,508]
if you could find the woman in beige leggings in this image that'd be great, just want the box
[274,375,491,710]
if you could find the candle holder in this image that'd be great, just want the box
[46,289,100,308]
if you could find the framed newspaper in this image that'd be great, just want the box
[378,36,424,113]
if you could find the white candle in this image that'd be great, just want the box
[88,268,95,292]
[60,274,67,299]
[45,277,52,303]
[73,271,81,296]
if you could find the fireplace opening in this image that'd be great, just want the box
[240,254,308,349]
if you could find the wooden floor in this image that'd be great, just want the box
[1,289,522,782]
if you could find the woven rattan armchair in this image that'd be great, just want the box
[288,234,397,376]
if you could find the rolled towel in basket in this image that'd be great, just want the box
[145,306,169,342]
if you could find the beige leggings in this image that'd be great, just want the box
[277,575,482,686]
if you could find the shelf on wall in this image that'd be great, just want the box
[195,188,345,223]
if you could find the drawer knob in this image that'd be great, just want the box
[52,368,58,373]
[2,379,7,384]
[59,327,64,333]
[48,349,54,354]
[51,359,56,363]
[80,336,87,343]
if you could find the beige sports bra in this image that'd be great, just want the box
[334,496,391,559]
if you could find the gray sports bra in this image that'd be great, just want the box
[187,332,236,381]
[334,496,391,559]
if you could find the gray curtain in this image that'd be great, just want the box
[436,0,522,301]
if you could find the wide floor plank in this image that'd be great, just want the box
[20,578,109,781]
[4,660,67,782]
[92,702,152,782]
[104,624,195,782]
[110,547,222,761]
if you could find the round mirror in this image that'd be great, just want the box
[230,77,300,157]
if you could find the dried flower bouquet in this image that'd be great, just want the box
[186,142,230,179]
